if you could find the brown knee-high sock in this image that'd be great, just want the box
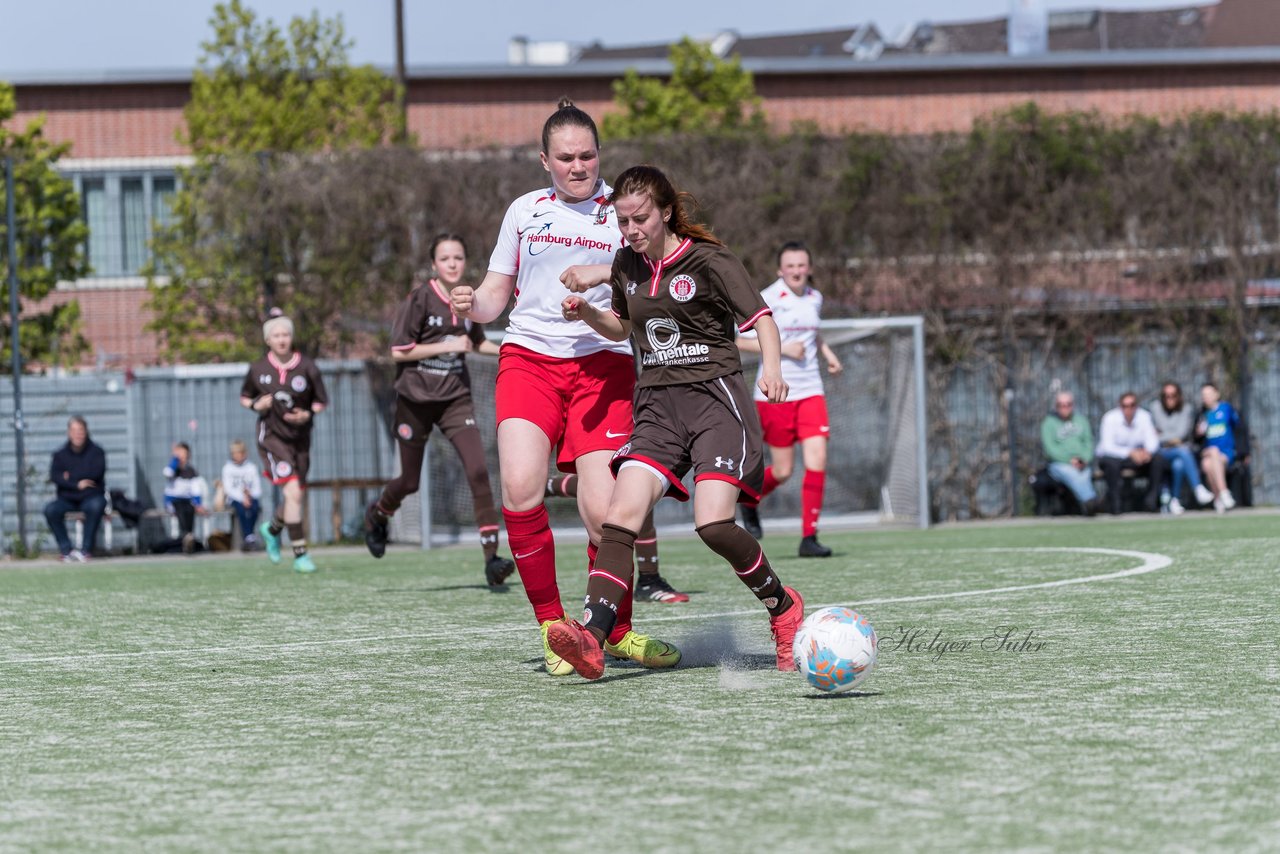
[695,518,792,617]
[377,441,427,518]
[634,511,660,579]
[287,521,307,557]
[582,524,637,642]
[450,427,501,561]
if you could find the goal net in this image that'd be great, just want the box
[386,316,928,548]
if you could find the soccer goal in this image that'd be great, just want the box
[725,316,929,532]
[390,315,928,548]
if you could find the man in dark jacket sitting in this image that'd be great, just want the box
[43,415,107,562]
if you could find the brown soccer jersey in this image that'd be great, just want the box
[610,240,771,388]
[390,279,489,404]
[240,352,329,446]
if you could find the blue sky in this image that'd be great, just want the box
[1,0,1205,74]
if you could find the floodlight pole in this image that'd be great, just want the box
[5,156,29,550]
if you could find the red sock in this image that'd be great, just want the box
[761,466,781,498]
[802,470,825,537]
[502,504,561,624]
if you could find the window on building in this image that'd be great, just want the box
[70,170,181,280]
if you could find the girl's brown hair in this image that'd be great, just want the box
[609,165,721,246]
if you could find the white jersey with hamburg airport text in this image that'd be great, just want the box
[743,278,826,401]
[487,184,632,359]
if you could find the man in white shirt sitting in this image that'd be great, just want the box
[1096,391,1167,514]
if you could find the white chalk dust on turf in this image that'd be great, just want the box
[0,546,1171,667]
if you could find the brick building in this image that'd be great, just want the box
[4,0,1280,367]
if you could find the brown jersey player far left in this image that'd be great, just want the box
[240,312,328,574]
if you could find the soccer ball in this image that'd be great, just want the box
[792,606,878,693]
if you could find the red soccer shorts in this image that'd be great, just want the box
[756,394,830,449]
[495,343,635,472]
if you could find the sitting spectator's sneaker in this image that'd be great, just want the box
[740,504,763,538]
[69,549,89,563]
[539,619,576,676]
[484,554,515,587]
[363,503,389,559]
[635,573,690,603]
[181,532,196,554]
[546,620,605,680]
[1219,491,1236,511]
[1213,494,1226,514]
[241,534,259,553]
[292,553,317,574]
[798,535,833,558]
[603,630,681,668]
[259,521,282,565]
[770,587,805,671]
[1168,497,1185,516]
[1194,484,1216,506]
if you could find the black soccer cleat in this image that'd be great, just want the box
[364,502,389,559]
[740,504,763,538]
[485,554,516,587]
[635,573,690,603]
[798,535,833,558]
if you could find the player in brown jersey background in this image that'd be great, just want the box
[550,164,808,679]
[239,312,329,574]
[363,233,516,588]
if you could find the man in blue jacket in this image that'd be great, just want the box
[43,415,107,561]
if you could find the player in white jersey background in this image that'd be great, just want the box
[449,99,679,676]
[737,241,843,557]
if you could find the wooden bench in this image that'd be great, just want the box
[64,510,118,552]
[305,478,386,541]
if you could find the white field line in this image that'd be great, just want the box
[0,547,1171,666]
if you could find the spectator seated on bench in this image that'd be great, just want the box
[1096,391,1165,515]
[163,441,209,554]
[1037,391,1100,516]
[1193,382,1255,514]
[217,438,263,551]
[43,415,108,562]
[1149,382,1218,514]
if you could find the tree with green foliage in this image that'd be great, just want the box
[0,82,90,373]
[146,0,404,361]
[603,38,766,139]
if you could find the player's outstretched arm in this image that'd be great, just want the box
[561,295,629,341]
[451,271,515,323]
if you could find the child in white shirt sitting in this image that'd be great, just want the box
[219,438,263,550]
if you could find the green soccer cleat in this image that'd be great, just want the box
[260,521,282,565]
[292,553,317,574]
[604,630,681,669]
[539,619,576,676]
